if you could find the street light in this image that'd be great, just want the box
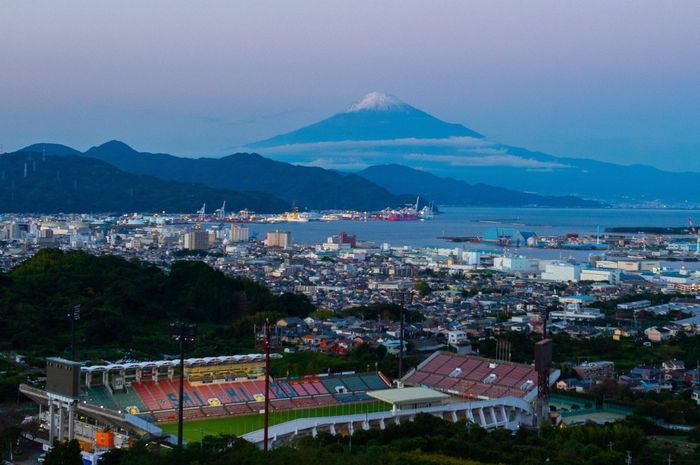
[391,290,412,379]
[170,321,196,449]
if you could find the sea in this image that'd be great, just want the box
[246,207,700,270]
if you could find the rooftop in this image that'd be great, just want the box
[367,387,450,405]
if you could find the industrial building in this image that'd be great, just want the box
[541,262,581,282]
[482,228,537,247]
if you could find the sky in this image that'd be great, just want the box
[1,0,699,171]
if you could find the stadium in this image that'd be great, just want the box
[20,350,558,460]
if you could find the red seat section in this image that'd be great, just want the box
[403,352,539,400]
[133,382,160,411]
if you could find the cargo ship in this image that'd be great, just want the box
[382,197,421,221]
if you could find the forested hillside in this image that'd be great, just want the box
[89,413,700,465]
[0,249,313,357]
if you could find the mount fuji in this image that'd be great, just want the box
[251,92,482,147]
[249,92,700,204]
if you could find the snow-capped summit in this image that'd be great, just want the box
[250,92,482,148]
[347,92,408,112]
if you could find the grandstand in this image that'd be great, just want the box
[21,351,558,453]
[402,351,545,402]
[77,354,391,424]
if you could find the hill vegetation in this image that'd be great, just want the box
[0,249,312,358]
[25,141,415,211]
[0,152,290,213]
[86,413,700,465]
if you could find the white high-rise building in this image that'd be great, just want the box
[183,230,210,250]
[230,225,250,242]
[264,230,290,248]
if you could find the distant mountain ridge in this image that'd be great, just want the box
[16,141,416,210]
[248,92,700,204]
[0,152,290,213]
[14,140,599,209]
[358,164,600,207]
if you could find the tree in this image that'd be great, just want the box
[44,439,82,465]
[414,280,432,296]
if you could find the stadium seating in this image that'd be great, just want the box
[334,393,356,403]
[360,374,389,390]
[290,383,308,397]
[193,384,219,404]
[321,377,347,393]
[313,395,337,406]
[277,381,297,397]
[135,381,176,410]
[152,411,177,422]
[111,385,148,412]
[405,352,538,400]
[224,403,253,415]
[132,383,161,411]
[202,406,227,417]
[167,380,200,408]
[270,382,289,398]
[83,368,391,424]
[291,397,317,408]
[270,399,294,410]
[334,393,371,403]
[211,383,239,403]
[82,386,118,411]
[312,380,328,394]
[339,376,367,392]
[248,401,265,412]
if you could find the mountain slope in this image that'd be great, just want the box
[17,141,600,209]
[358,164,601,207]
[251,92,482,147]
[21,143,81,156]
[248,92,700,204]
[0,152,290,213]
[22,142,413,210]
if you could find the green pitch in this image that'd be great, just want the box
[160,401,391,442]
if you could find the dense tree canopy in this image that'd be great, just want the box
[0,249,312,358]
[96,414,700,465]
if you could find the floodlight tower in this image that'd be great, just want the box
[534,307,552,427]
[255,319,280,451]
[170,321,197,449]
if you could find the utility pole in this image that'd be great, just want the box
[170,321,196,449]
[392,290,412,379]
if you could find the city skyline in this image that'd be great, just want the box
[2,1,699,171]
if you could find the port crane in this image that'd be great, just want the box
[688,216,700,255]
[214,201,226,220]
[197,203,206,221]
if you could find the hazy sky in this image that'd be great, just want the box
[2,1,699,171]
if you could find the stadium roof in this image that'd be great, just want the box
[80,354,280,372]
[367,387,449,406]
